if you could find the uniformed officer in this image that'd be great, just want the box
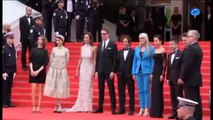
[75,0,89,42]
[176,97,198,120]
[53,0,68,42]
[28,13,46,49]
[2,32,17,108]
[2,23,11,46]
[87,0,104,42]
[42,0,55,42]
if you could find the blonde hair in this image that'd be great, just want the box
[139,33,151,56]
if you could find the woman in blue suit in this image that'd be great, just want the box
[132,33,155,116]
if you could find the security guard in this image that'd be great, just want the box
[2,32,17,108]
[75,0,89,42]
[87,0,104,42]
[53,0,68,42]
[176,97,198,120]
[28,13,46,49]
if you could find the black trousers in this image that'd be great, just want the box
[169,83,183,112]
[21,40,31,68]
[76,12,86,42]
[184,86,203,120]
[98,73,116,111]
[2,72,15,105]
[118,74,135,112]
[87,18,102,42]
[42,8,52,42]
[67,12,73,42]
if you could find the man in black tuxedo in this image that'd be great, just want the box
[178,30,203,120]
[93,28,117,114]
[167,39,183,119]
[117,35,135,115]
[19,7,35,71]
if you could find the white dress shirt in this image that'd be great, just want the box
[123,50,129,61]
[67,0,73,12]
[102,39,109,51]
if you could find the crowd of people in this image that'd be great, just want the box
[2,28,204,120]
[2,0,209,120]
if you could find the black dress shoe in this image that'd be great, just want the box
[3,104,9,108]
[111,110,117,115]
[128,111,134,115]
[8,103,15,107]
[117,110,125,114]
[22,66,28,71]
[92,108,103,113]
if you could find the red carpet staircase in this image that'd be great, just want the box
[13,42,210,116]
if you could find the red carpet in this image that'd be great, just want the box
[3,107,210,120]
[8,42,210,118]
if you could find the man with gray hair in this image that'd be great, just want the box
[178,30,203,120]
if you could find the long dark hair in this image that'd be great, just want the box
[36,35,47,48]
[83,32,94,46]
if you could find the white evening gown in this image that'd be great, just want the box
[64,45,94,112]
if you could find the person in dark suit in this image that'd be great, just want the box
[190,4,203,37]
[87,0,104,42]
[2,23,11,46]
[152,7,167,40]
[167,39,183,119]
[42,0,55,42]
[53,0,68,42]
[205,4,211,41]
[93,28,117,114]
[2,32,17,108]
[129,9,139,42]
[178,30,203,120]
[28,13,46,49]
[19,7,35,71]
[66,0,74,42]
[75,0,89,42]
[117,35,135,115]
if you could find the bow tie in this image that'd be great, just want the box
[123,48,129,51]
[172,51,177,54]
[26,16,31,18]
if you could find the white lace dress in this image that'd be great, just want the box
[64,45,94,112]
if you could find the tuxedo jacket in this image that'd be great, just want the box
[166,49,182,85]
[179,42,203,87]
[117,48,135,78]
[132,45,155,75]
[19,15,34,42]
[95,40,117,74]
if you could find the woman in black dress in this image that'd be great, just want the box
[150,35,166,118]
[29,36,49,113]
[116,6,130,41]
[171,7,182,40]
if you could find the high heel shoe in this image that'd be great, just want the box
[138,108,144,116]
[53,105,58,113]
[37,106,41,113]
[143,109,149,117]
[32,105,36,113]
[56,106,62,113]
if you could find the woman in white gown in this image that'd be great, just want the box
[64,32,97,112]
